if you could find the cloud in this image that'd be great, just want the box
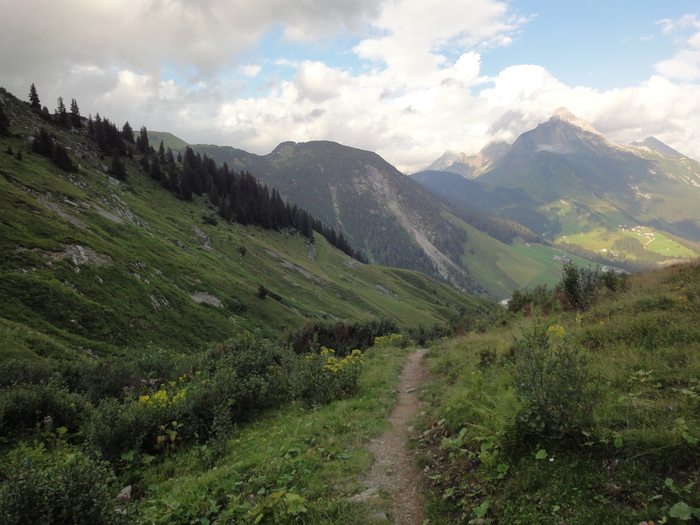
[654,14,700,80]
[294,61,350,103]
[2,1,700,174]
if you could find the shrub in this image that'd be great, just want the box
[286,318,399,356]
[556,262,625,311]
[292,347,365,406]
[373,333,407,349]
[0,444,121,524]
[84,398,151,463]
[510,324,600,441]
[0,383,88,442]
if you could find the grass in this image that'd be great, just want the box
[417,261,700,523]
[124,344,410,524]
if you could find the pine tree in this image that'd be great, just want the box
[138,126,149,154]
[121,121,134,143]
[52,143,77,172]
[32,127,54,156]
[28,83,41,110]
[55,97,69,127]
[149,157,162,181]
[69,98,82,127]
[110,151,126,180]
[158,140,166,164]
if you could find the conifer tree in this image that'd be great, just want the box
[158,140,166,164]
[69,98,82,127]
[121,121,134,143]
[149,157,162,181]
[110,151,126,180]
[28,83,41,110]
[137,126,149,154]
[52,143,77,172]
[55,97,69,127]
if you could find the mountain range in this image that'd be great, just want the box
[148,108,700,301]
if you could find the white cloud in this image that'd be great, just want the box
[2,1,700,174]
[654,14,700,80]
[240,65,262,77]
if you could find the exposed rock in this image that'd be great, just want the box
[37,196,88,228]
[116,485,132,504]
[43,244,112,267]
[190,292,222,307]
[347,487,380,503]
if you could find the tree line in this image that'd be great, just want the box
[22,84,367,263]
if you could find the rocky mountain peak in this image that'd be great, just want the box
[550,107,600,135]
[630,137,685,158]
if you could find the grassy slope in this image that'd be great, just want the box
[449,214,613,299]
[419,261,700,523]
[0,98,498,362]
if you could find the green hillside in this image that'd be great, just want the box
[419,260,700,523]
[0,87,497,361]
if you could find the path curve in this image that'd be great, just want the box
[363,348,427,524]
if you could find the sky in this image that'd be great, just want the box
[2,0,700,173]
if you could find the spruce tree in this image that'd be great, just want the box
[29,83,41,110]
[121,121,134,143]
[55,97,69,127]
[138,126,149,153]
[110,151,126,180]
[69,98,82,127]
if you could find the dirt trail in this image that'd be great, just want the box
[363,348,427,524]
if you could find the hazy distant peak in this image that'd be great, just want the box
[630,136,685,158]
[550,107,599,135]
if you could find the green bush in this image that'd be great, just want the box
[84,397,151,463]
[0,383,88,442]
[0,444,121,524]
[291,347,364,406]
[510,324,600,441]
[556,262,625,311]
[285,318,399,356]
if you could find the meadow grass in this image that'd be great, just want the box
[418,261,700,524]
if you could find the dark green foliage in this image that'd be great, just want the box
[285,318,399,356]
[510,324,600,441]
[0,103,9,136]
[52,142,77,172]
[508,283,559,315]
[0,445,121,525]
[0,382,88,441]
[556,261,624,311]
[136,126,149,154]
[31,127,77,172]
[55,97,69,128]
[69,98,82,128]
[110,151,126,180]
[510,262,626,315]
[89,114,126,156]
[121,121,134,143]
[28,83,41,110]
